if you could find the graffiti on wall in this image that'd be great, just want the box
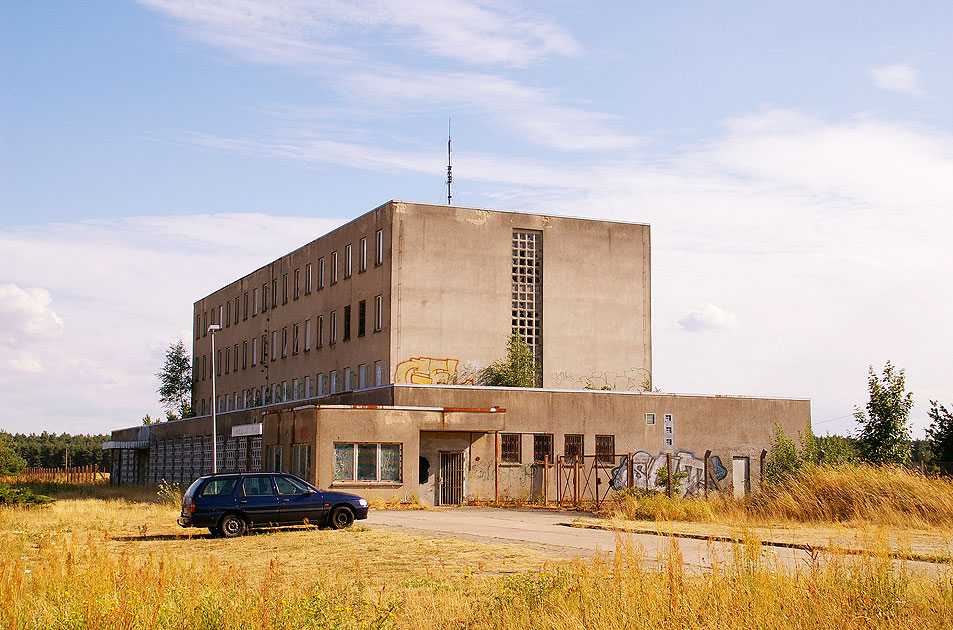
[610,450,728,497]
[550,367,652,392]
[394,356,476,385]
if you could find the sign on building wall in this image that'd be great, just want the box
[663,414,674,450]
[232,423,263,437]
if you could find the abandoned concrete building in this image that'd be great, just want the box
[105,201,810,504]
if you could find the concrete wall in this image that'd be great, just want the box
[389,202,652,390]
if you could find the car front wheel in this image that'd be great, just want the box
[219,514,247,538]
[329,506,355,529]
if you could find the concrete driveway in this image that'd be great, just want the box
[366,506,800,571]
[367,507,946,574]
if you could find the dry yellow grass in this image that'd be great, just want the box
[3,479,953,629]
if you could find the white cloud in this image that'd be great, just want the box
[139,0,579,68]
[0,284,64,346]
[869,63,925,98]
[677,303,739,332]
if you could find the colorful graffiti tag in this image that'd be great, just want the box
[610,450,728,497]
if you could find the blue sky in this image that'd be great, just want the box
[1,1,951,437]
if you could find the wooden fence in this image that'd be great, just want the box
[18,466,107,484]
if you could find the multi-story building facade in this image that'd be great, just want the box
[106,201,810,506]
[191,201,653,416]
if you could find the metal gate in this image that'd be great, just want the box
[439,451,464,505]
[555,454,631,506]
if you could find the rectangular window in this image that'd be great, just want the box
[292,378,299,400]
[243,292,248,320]
[293,268,300,300]
[292,324,299,355]
[252,337,258,366]
[282,273,289,304]
[253,288,259,316]
[272,331,278,362]
[317,315,324,348]
[375,360,383,387]
[304,319,312,351]
[203,311,207,335]
[317,258,325,290]
[219,305,224,325]
[262,334,268,363]
[645,413,656,425]
[234,297,240,324]
[317,373,326,396]
[305,263,312,294]
[359,364,366,389]
[501,434,521,463]
[305,376,312,398]
[282,327,288,358]
[596,435,615,464]
[195,314,201,339]
[330,311,337,344]
[359,237,367,272]
[262,284,268,312]
[533,434,554,464]
[268,446,283,473]
[344,368,352,391]
[330,251,338,284]
[233,343,238,371]
[226,301,231,327]
[375,229,383,265]
[292,444,311,480]
[216,349,222,376]
[330,370,338,394]
[343,305,351,341]
[344,244,352,278]
[333,443,401,482]
[564,434,583,460]
[272,279,278,308]
[202,355,207,380]
[358,300,366,337]
[242,341,247,369]
[374,295,382,331]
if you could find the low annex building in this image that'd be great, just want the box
[106,201,810,504]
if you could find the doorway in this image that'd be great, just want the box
[439,451,464,505]
[732,457,750,498]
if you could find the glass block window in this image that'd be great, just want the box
[564,434,583,460]
[148,445,158,483]
[224,437,237,472]
[512,229,542,383]
[203,436,212,475]
[501,433,521,463]
[183,437,192,482]
[250,437,262,472]
[173,438,183,484]
[216,435,225,472]
[164,440,173,482]
[533,434,554,464]
[236,436,248,472]
[596,435,616,464]
[333,443,401,483]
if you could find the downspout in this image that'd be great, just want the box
[494,431,499,503]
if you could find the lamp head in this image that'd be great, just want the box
[208,324,222,333]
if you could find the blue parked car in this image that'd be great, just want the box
[178,472,369,537]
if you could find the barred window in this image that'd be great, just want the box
[533,434,554,464]
[564,434,583,460]
[596,435,615,464]
[501,434,521,463]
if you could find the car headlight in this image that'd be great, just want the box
[358,498,368,507]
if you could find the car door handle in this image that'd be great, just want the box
[282,499,290,502]
[239,500,248,504]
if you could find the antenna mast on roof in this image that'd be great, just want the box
[446,118,452,205]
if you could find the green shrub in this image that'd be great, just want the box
[0,483,54,507]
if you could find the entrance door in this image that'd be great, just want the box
[732,457,750,498]
[439,452,464,505]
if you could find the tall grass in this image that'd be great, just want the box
[2,527,950,629]
[609,464,953,529]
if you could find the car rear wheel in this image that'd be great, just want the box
[219,514,247,538]
[329,506,355,529]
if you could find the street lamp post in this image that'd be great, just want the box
[208,324,222,473]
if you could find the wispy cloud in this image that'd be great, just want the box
[678,303,739,332]
[869,63,925,98]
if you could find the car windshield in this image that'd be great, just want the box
[275,475,311,496]
[200,478,238,497]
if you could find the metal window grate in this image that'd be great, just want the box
[512,229,542,382]
[533,434,554,464]
[501,434,521,463]
[595,435,615,464]
[564,434,583,460]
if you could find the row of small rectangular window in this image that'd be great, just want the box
[194,296,383,381]
[197,361,386,415]
[501,433,616,464]
[196,230,385,339]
